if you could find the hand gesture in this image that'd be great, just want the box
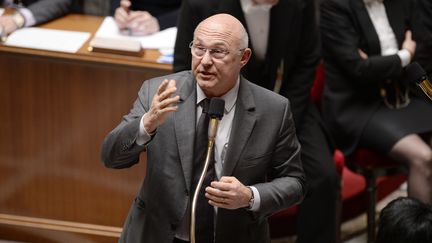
[402,30,416,61]
[143,79,180,133]
[205,176,253,210]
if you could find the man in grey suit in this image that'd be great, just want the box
[101,13,305,243]
[0,0,72,36]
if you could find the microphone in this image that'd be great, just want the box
[406,62,432,101]
[190,98,225,243]
[207,98,225,141]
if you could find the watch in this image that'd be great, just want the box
[12,12,25,29]
[247,187,254,209]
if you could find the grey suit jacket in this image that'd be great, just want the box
[9,0,72,25]
[101,71,305,243]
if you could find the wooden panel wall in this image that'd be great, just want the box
[0,50,170,242]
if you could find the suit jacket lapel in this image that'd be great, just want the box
[385,0,405,46]
[221,77,256,177]
[351,0,381,55]
[174,77,197,190]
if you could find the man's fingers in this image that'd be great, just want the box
[405,30,412,40]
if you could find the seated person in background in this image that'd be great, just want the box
[0,0,72,36]
[320,0,432,203]
[376,197,432,243]
[111,0,181,36]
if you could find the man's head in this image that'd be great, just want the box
[191,14,251,97]
[376,197,432,243]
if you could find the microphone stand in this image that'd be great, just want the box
[190,118,219,243]
[418,79,432,101]
[406,62,432,101]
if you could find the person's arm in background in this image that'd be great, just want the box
[0,0,72,35]
[278,0,320,128]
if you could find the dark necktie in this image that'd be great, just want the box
[192,98,215,243]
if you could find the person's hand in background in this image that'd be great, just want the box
[114,0,160,36]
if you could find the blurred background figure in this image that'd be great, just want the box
[320,0,432,204]
[71,0,111,16]
[0,0,72,36]
[111,0,181,36]
[174,1,340,243]
[376,197,432,243]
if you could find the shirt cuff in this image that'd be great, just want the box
[18,8,35,27]
[397,49,411,67]
[136,114,154,145]
[249,186,261,211]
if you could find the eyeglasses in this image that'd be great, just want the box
[189,41,244,59]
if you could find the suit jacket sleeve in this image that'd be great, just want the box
[279,0,320,126]
[27,0,72,25]
[101,80,152,169]
[253,99,306,218]
[320,0,404,86]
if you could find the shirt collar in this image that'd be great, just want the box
[363,0,384,4]
[196,77,240,114]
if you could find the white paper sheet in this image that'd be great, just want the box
[4,28,91,53]
[95,17,177,50]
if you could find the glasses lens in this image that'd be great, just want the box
[190,43,228,59]
[194,46,205,57]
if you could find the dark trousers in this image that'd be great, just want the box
[296,106,341,243]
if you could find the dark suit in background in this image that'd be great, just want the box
[1,0,72,25]
[320,0,432,155]
[320,0,432,204]
[174,1,340,242]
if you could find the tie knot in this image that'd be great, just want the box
[201,98,210,114]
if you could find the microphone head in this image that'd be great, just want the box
[208,98,225,119]
[406,62,428,85]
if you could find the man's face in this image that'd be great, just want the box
[191,23,250,97]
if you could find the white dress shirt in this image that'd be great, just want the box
[240,0,272,61]
[364,0,411,66]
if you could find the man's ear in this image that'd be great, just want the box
[240,48,252,67]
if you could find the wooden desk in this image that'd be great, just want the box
[0,14,171,242]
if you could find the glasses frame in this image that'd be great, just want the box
[189,41,245,60]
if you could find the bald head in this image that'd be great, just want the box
[194,14,249,49]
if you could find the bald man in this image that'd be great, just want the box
[101,13,305,243]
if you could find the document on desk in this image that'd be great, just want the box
[4,28,91,53]
[95,17,177,50]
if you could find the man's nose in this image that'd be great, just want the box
[200,50,213,65]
